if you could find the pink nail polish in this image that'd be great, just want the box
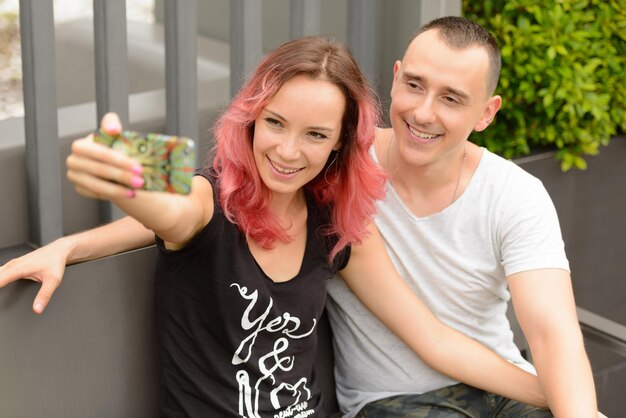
[103,121,120,133]
[131,164,144,175]
[130,176,145,188]
[126,189,136,198]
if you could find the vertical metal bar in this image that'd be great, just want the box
[93,0,129,124]
[347,0,380,85]
[19,0,63,246]
[164,0,198,143]
[418,0,461,26]
[290,0,321,38]
[93,0,129,222]
[230,0,263,97]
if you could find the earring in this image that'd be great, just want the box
[324,150,340,184]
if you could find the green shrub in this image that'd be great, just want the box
[463,0,626,170]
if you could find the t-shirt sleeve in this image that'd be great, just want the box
[498,174,570,277]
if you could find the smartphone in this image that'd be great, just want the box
[93,130,196,194]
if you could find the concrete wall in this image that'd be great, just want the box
[0,247,161,418]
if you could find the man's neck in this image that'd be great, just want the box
[375,128,482,217]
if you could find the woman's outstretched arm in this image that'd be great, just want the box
[0,216,153,314]
[66,112,213,246]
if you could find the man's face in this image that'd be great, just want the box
[389,29,500,169]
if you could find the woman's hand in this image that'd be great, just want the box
[0,239,72,314]
[66,112,145,200]
[66,112,212,247]
[0,217,156,315]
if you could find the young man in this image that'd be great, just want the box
[326,16,597,418]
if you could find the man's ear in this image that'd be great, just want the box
[474,95,502,132]
[390,60,402,94]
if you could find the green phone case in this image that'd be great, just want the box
[94,130,196,194]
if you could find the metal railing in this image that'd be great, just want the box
[578,307,626,357]
[18,0,467,246]
[19,0,199,237]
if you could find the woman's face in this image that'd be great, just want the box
[253,75,345,198]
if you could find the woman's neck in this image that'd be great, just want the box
[268,189,307,230]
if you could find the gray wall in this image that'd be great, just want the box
[0,247,160,418]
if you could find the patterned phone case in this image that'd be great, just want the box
[93,130,196,194]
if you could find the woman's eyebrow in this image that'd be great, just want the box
[264,109,335,132]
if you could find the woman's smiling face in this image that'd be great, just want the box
[252,75,345,198]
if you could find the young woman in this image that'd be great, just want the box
[0,37,547,417]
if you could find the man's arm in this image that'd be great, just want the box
[509,268,597,418]
[339,223,548,408]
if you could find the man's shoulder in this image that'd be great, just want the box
[479,148,542,188]
[475,149,557,219]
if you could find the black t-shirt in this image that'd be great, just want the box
[154,168,349,417]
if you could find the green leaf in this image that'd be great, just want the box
[555,44,568,55]
[517,15,531,30]
[561,156,574,172]
[543,94,554,108]
[573,156,588,170]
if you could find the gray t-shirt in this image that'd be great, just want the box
[327,147,569,417]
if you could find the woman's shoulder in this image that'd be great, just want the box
[196,166,218,185]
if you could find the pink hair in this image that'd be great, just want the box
[212,36,386,260]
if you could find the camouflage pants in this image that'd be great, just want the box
[355,383,552,418]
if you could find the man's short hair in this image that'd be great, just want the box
[408,16,501,96]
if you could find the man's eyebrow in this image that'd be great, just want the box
[444,87,470,101]
[402,71,470,101]
[402,71,422,83]
[263,109,335,132]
